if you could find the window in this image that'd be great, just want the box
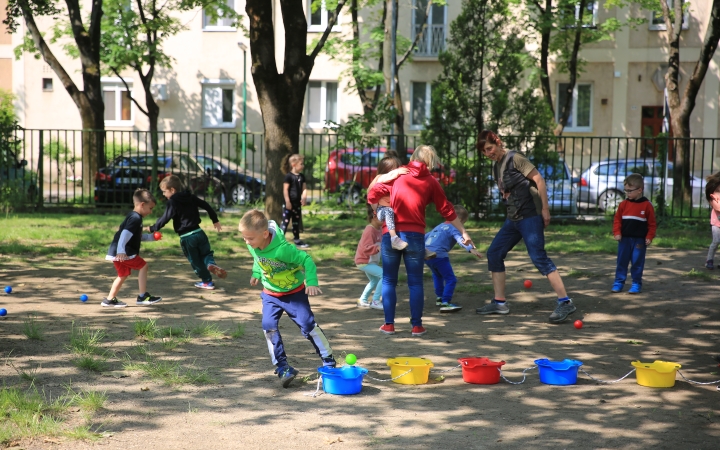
[649,0,688,31]
[203,0,235,31]
[307,0,340,32]
[411,82,431,129]
[42,78,53,91]
[556,83,592,132]
[306,81,338,127]
[577,1,598,27]
[201,79,236,128]
[102,77,133,126]
[412,0,447,56]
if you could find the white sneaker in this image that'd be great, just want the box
[369,300,384,310]
[390,236,408,250]
[357,300,371,308]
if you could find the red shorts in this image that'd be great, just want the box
[113,256,147,277]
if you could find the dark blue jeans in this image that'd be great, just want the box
[487,216,557,276]
[381,231,425,327]
[425,257,457,303]
[614,237,646,286]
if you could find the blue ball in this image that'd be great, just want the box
[80,294,88,302]
[4,286,11,294]
[0,308,6,316]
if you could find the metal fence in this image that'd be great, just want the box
[1,127,718,219]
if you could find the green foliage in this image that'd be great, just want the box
[0,89,16,128]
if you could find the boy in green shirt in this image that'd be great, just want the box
[239,209,336,388]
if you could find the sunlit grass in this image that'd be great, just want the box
[684,268,716,282]
[67,322,107,356]
[21,314,44,340]
[123,358,213,386]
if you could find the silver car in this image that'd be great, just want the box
[577,159,707,210]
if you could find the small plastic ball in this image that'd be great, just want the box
[523,280,532,289]
[154,231,162,240]
[80,294,88,302]
[0,308,6,316]
[345,354,357,365]
[4,286,11,294]
[574,320,583,329]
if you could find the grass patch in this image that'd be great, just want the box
[230,323,245,339]
[123,358,213,386]
[63,424,103,441]
[565,269,603,278]
[73,355,107,372]
[684,268,716,281]
[159,325,186,338]
[134,318,160,340]
[190,321,227,339]
[21,314,44,340]
[67,322,107,356]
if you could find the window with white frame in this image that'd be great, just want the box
[411,82,431,129]
[577,1,598,27]
[203,0,235,31]
[306,81,338,127]
[102,78,133,126]
[412,0,446,56]
[556,83,592,132]
[307,0,340,32]
[649,0,688,30]
[201,80,236,128]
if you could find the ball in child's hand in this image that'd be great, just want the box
[345,354,357,365]
[4,286,11,294]
[0,308,6,316]
[153,231,162,240]
[523,280,532,289]
[574,320,583,329]
[80,294,88,302]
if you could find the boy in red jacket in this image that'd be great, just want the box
[611,173,657,294]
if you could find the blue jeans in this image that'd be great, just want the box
[425,257,457,303]
[487,216,557,276]
[614,237,646,286]
[357,263,382,302]
[381,232,425,327]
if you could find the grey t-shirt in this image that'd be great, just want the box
[495,152,542,221]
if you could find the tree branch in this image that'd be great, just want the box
[309,0,348,61]
[396,0,433,68]
[112,67,149,117]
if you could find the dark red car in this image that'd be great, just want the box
[325,147,455,204]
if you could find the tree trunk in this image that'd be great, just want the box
[537,0,554,118]
[556,0,587,136]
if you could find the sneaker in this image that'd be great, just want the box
[611,282,623,293]
[322,357,337,368]
[411,326,427,336]
[369,300,384,310]
[195,281,216,290]
[476,300,510,315]
[294,240,310,249]
[136,292,162,305]
[275,366,299,388]
[390,235,408,250]
[424,249,437,260]
[379,323,395,335]
[706,260,715,270]
[207,264,227,279]
[628,284,642,294]
[101,297,127,308]
[357,299,371,308]
[440,302,462,313]
[435,297,444,306]
[549,300,576,324]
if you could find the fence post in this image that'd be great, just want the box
[37,129,44,209]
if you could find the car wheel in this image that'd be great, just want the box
[230,184,250,205]
[598,189,624,211]
[340,186,361,206]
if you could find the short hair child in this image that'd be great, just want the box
[354,205,384,309]
[704,172,720,269]
[103,189,162,308]
[611,173,657,294]
[149,174,227,290]
[239,209,336,387]
[368,155,410,251]
[424,204,482,312]
[280,153,309,248]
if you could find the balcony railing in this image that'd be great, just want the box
[413,24,446,56]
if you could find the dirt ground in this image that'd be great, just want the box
[1,245,720,450]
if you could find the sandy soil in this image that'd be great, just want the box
[1,246,719,449]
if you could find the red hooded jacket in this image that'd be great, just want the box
[367,160,456,234]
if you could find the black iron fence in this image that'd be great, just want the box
[1,127,717,219]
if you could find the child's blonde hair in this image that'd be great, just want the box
[454,204,469,223]
[160,174,184,192]
[624,173,644,189]
[133,188,156,205]
[410,144,439,169]
[281,154,304,175]
[239,209,268,232]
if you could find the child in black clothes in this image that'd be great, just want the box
[280,153,309,248]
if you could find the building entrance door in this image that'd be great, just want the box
[641,105,673,160]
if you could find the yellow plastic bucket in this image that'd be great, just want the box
[631,360,681,388]
[386,357,434,385]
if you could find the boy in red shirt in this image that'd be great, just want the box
[611,173,657,294]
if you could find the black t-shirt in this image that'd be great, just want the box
[284,172,305,204]
[107,211,143,258]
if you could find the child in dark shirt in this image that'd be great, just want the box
[280,154,309,248]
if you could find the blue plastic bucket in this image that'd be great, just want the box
[534,358,583,385]
[317,365,369,395]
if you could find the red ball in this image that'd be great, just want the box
[574,320,583,329]
[523,280,532,289]
[153,231,162,240]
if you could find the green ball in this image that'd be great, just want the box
[345,354,357,365]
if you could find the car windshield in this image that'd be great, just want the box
[530,160,568,181]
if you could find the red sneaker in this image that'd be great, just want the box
[411,326,427,336]
[379,323,395,335]
[207,264,227,279]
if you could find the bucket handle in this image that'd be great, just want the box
[365,368,413,383]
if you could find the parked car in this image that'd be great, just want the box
[485,158,579,216]
[194,155,265,205]
[577,159,707,211]
[325,147,456,204]
[94,152,224,205]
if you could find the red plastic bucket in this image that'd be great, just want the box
[458,357,506,384]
